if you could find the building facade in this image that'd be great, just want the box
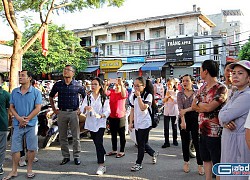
[74,5,242,80]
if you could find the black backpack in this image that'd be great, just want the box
[133,92,160,128]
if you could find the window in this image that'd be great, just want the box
[137,33,141,40]
[155,30,160,38]
[213,45,219,54]
[119,44,123,54]
[179,24,184,35]
[116,34,124,40]
[199,44,206,56]
[139,44,142,55]
[155,41,165,55]
[107,45,112,55]
[129,45,134,54]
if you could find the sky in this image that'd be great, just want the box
[1,0,250,41]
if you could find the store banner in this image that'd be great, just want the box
[100,59,122,69]
[127,57,145,63]
[166,37,193,62]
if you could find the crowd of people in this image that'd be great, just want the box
[0,59,250,179]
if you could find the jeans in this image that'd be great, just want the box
[163,116,177,144]
[135,128,155,165]
[109,117,126,152]
[90,128,106,164]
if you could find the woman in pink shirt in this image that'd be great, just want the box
[153,78,164,98]
[104,78,128,158]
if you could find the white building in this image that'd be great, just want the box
[0,44,12,72]
[74,5,241,80]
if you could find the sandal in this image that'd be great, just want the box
[131,164,142,171]
[198,165,205,175]
[183,162,190,173]
[106,151,117,156]
[116,153,125,158]
[2,175,17,180]
[27,173,35,179]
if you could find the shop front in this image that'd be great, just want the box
[100,59,123,79]
[165,37,194,78]
[117,57,145,80]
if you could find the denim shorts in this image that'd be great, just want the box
[199,134,221,164]
[11,125,38,153]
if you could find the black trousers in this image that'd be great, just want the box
[178,111,202,165]
[109,117,126,152]
[135,128,155,165]
[90,128,106,164]
[163,116,177,144]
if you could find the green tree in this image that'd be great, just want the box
[0,0,124,91]
[238,40,250,60]
[22,23,90,76]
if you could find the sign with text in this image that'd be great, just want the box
[127,57,145,63]
[213,163,250,176]
[100,60,122,69]
[169,61,194,67]
[166,37,193,62]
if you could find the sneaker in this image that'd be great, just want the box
[152,151,159,164]
[161,143,170,148]
[0,167,4,175]
[131,164,142,171]
[33,157,39,163]
[19,156,27,167]
[96,166,106,175]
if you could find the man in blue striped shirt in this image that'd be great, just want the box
[49,65,85,166]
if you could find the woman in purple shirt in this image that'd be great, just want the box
[177,74,204,175]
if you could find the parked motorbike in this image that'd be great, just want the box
[42,111,59,148]
[37,95,51,137]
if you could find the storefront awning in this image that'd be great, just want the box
[81,67,99,73]
[117,63,144,72]
[141,61,166,71]
[189,62,202,68]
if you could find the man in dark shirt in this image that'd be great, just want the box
[0,73,10,175]
[49,65,85,165]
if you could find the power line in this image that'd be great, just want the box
[91,37,249,59]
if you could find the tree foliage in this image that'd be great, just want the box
[22,23,90,75]
[0,0,125,91]
[238,40,250,60]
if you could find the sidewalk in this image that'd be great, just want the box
[1,118,204,180]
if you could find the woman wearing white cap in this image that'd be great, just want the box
[219,60,250,180]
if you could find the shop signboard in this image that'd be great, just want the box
[166,37,193,62]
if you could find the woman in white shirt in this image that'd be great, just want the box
[80,77,110,175]
[162,78,179,148]
[129,77,159,171]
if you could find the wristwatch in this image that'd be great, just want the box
[196,100,200,106]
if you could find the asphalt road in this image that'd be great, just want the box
[1,117,205,180]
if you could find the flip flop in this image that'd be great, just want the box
[106,152,117,156]
[27,173,35,179]
[116,153,125,158]
[2,175,17,180]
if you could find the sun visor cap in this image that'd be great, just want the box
[229,60,250,71]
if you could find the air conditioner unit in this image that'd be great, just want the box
[194,32,198,36]
[204,31,208,35]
